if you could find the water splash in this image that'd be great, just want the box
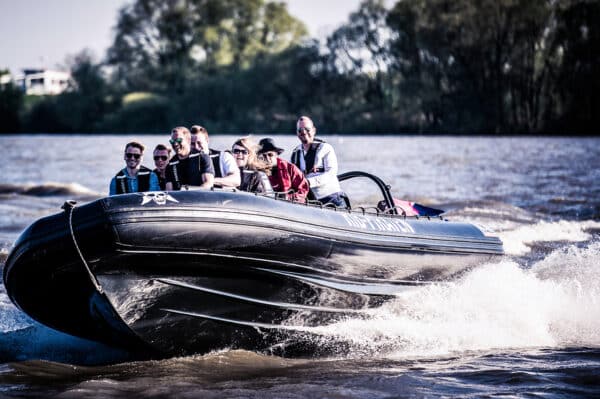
[304,241,600,358]
[0,182,100,197]
[498,220,600,255]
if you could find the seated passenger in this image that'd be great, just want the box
[152,144,171,190]
[257,138,309,202]
[291,115,347,207]
[109,141,160,195]
[232,136,273,194]
[165,127,214,190]
[191,125,241,188]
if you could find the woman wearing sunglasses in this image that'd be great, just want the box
[231,136,273,194]
[109,141,160,195]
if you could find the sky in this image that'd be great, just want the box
[0,0,369,75]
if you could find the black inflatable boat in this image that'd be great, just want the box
[3,172,503,357]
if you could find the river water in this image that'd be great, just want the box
[0,135,599,398]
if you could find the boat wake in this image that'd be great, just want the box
[0,182,101,198]
[498,220,600,256]
[288,240,600,358]
[0,182,103,250]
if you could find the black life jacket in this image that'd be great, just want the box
[167,159,182,190]
[154,168,166,190]
[115,166,152,194]
[167,151,209,190]
[239,168,274,195]
[209,148,230,178]
[291,138,325,175]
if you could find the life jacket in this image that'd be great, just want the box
[240,169,274,195]
[167,151,209,190]
[167,159,182,190]
[291,138,325,174]
[209,148,232,178]
[115,166,152,194]
[154,168,166,190]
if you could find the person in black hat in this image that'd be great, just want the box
[258,138,309,202]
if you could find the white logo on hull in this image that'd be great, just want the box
[341,214,414,233]
[140,192,179,205]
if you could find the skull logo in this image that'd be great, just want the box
[140,192,179,205]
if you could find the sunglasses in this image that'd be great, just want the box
[169,138,184,145]
[232,148,249,155]
[154,155,168,161]
[297,127,312,133]
[125,153,141,159]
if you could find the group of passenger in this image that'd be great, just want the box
[109,116,347,207]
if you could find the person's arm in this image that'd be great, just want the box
[165,162,176,191]
[149,172,161,191]
[200,172,214,188]
[197,153,215,188]
[109,177,117,196]
[290,164,310,202]
[213,152,241,187]
[306,144,339,188]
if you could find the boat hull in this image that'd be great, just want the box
[4,190,503,357]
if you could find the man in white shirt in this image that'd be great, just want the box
[290,116,347,207]
[190,125,241,188]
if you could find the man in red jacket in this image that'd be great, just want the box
[258,138,309,202]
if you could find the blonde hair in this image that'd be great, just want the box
[233,136,270,173]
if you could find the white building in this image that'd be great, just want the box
[14,69,71,95]
[0,73,12,85]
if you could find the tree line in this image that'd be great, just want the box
[1,0,598,134]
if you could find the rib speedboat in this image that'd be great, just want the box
[3,171,503,357]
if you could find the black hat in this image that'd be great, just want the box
[258,138,284,154]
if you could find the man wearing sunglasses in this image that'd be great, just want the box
[165,126,215,190]
[152,144,171,190]
[190,125,240,188]
[109,141,160,195]
[290,116,347,208]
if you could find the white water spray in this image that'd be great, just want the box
[307,241,600,357]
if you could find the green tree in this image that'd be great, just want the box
[324,0,399,132]
[387,0,556,133]
[551,0,600,133]
[0,70,23,133]
[107,0,307,93]
[54,50,114,131]
[22,51,115,133]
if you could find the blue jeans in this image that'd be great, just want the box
[319,191,347,208]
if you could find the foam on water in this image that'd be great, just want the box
[304,241,600,358]
[0,291,33,333]
[498,220,600,255]
[0,182,100,197]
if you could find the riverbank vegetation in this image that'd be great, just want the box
[1,0,598,134]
